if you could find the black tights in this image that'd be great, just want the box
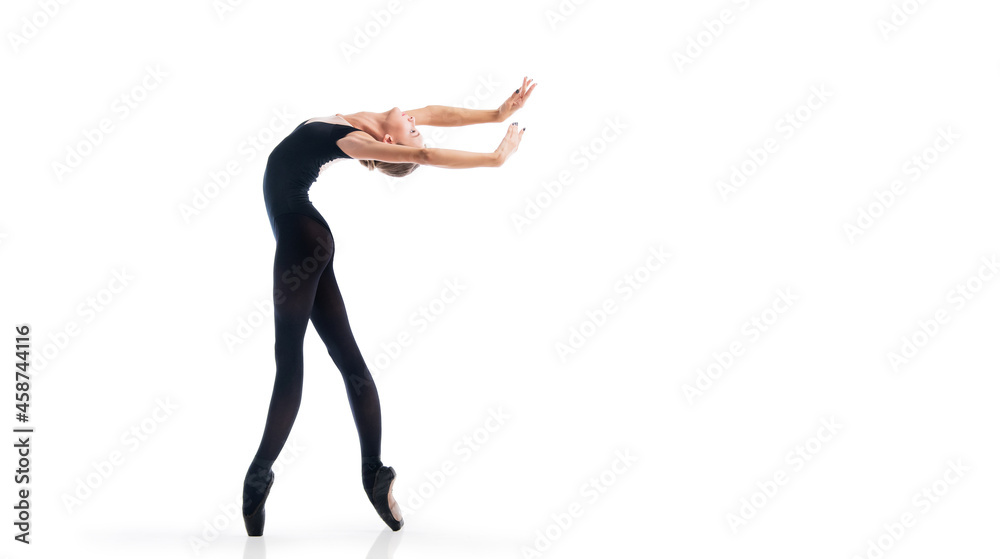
[249,212,383,472]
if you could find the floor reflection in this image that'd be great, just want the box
[240,526,403,559]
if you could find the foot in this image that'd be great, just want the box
[386,476,402,522]
[362,457,404,530]
[243,464,274,536]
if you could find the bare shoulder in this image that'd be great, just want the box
[335,128,376,156]
[300,113,372,155]
[303,113,362,128]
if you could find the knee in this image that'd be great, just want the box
[273,306,311,335]
[341,366,375,389]
[273,334,306,361]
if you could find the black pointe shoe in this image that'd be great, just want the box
[362,457,404,531]
[243,467,275,537]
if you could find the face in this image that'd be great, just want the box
[386,106,425,148]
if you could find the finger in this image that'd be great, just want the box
[522,83,536,102]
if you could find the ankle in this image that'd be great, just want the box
[250,456,274,471]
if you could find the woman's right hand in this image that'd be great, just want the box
[494,122,525,166]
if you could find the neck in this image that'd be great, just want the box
[339,111,388,142]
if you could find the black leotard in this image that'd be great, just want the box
[262,119,362,237]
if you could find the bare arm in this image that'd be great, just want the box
[403,105,501,127]
[337,133,426,163]
[338,123,524,169]
[423,147,499,168]
[424,122,525,168]
[338,132,499,169]
[405,77,536,127]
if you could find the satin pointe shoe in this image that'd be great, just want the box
[362,456,403,531]
[243,465,275,536]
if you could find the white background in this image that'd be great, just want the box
[2,0,999,557]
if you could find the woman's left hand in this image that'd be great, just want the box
[498,76,536,120]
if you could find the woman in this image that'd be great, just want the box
[242,77,537,536]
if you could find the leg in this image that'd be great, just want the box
[310,252,403,529]
[309,256,382,459]
[245,213,334,525]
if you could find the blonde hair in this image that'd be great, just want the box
[358,157,419,177]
